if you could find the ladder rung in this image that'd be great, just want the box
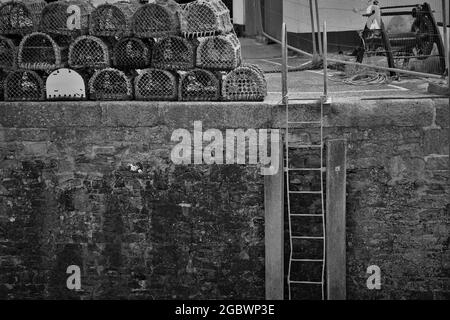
[291,259,324,262]
[287,121,322,125]
[289,145,322,149]
[289,191,322,194]
[290,214,324,217]
[292,236,324,240]
[285,167,325,172]
[288,280,323,285]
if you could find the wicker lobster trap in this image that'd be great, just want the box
[46,68,86,100]
[4,70,45,101]
[69,35,110,69]
[113,37,153,70]
[196,33,241,70]
[40,0,94,36]
[0,35,18,70]
[88,68,132,101]
[135,68,178,101]
[181,0,233,38]
[179,69,220,101]
[18,32,68,70]
[90,1,139,37]
[132,0,181,38]
[222,64,267,101]
[152,36,197,70]
[0,0,45,35]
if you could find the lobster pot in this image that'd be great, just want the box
[18,32,68,70]
[132,0,181,38]
[113,38,153,70]
[46,68,86,100]
[69,36,110,69]
[4,70,45,101]
[152,36,196,70]
[0,35,17,70]
[88,68,132,101]
[196,33,241,70]
[222,64,267,101]
[181,0,233,37]
[179,69,220,101]
[135,69,178,101]
[41,0,94,36]
[0,0,45,35]
[90,2,139,37]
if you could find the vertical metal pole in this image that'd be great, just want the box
[309,0,317,56]
[443,0,449,75]
[323,21,328,99]
[282,22,288,104]
[315,0,323,55]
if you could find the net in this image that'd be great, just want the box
[222,64,267,101]
[179,69,221,101]
[18,32,68,70]
[135,68,178,101]
[4,70,45,101]
[40,0,94,37]
[113,37,153,70]
[88,67,132,101]
[132,0,181,38]
[69,35,111,69]
[90,2,139,37]
[181,0,233,38]
[0,35,18,70]
[152,36,197,70]
[196,33,241,70]
[0,0,45,35]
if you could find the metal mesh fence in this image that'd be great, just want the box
[196,33,241,70]
[0,0,45,36]
[113,37,153,70]
[18,32,68,70]
[40,0,94,37]
[0,35,17,70]
[132,0,181,38]
[179,68,221,101]
[181,0,233,38]
[4,69,45,101]
[88,67,132,101]
[69,35,111,69]
[222,63,267,101]
[90,2,139,37]
[152,36,197,70]
[135,68,178,101]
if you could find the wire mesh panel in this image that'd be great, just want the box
[41,0,94,36]
[18,32,68,70]
[69,35,110,69]
[90,2,139,37]
[132,0,181,38]
[88,67,132,101]
[113,37,153,70]
[222,64,267,101]
[152,36,196,70]
[179,69,220,101]
[196,33,241,70]
[135,68,178,101]
[4,70,45,101]
[181,0,233,38]
[0,35,17,70]
[0,0,45,35]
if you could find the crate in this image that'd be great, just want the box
[18,32,68,70]
[0,0,45,35]
[46,68,86,100]
[132,0,181,38]
[90,2,139,37]
[152,36,196,70]
[68,35,110,69]
[88,67,132,101]
[41,0,94,36]
[135,68,178,101]
[179,69,220,101]
[222,64,267,101]
[0,35,18,70]
[181,0,233,38]
[113,37,153,70]
[196,33,241,70]
[4,69,45,101]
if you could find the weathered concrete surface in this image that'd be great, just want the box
[0,98,449,300]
